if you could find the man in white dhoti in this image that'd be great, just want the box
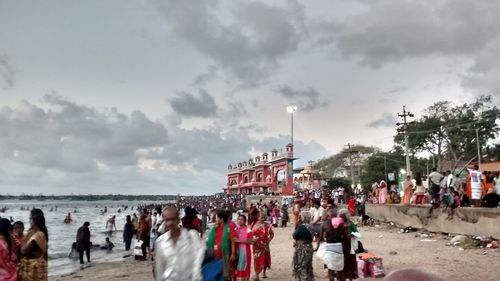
[320,217,348,281]
[468,164,484,207]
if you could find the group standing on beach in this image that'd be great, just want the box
[0,208,49,281]
[372,165,500,216]
[147,205,275,281]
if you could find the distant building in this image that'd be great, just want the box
[225,144,297,196]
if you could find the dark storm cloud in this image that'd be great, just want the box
[155,0,306,85]
[0,94,168,173]
[366,112,398,128]
[379,86,407,104]
[277,85,328,111]
[461,40,500,91]
[218,102,249,128]
[0,54,15,89]
[168,89,218,117]
[193,65,219,86]
[313,0,500,69]
[0,94,329,194]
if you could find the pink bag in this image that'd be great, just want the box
[367,258,385,278]
[357,258,369,278]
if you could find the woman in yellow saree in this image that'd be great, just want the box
[19,209,48,281]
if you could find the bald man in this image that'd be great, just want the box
[154,207,204,281]
[385,269,446,281]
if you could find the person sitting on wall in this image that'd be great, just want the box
[481,188,500,208]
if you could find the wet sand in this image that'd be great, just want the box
[51,222,500,281]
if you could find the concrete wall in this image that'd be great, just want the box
[245,195,295,209]
[366,204,500,239]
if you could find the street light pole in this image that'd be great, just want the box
[475,128,481,170]
[384,156,387,182]
[461,128,481,170]
[287,106,298,145]
[397,105,414,176]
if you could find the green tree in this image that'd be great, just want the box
[325,177,351,190]
[316,145,377,184]
[360,150,405,191]
[395,96,500,169]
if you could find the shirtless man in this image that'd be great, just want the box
[106,215,117,237]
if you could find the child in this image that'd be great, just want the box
[447,187,460,220]
[101,237,115,252]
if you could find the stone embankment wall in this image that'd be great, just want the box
[366,204,500,239]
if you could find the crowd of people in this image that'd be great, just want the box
[288,192,366,281]
[176,193,246,212]
[371,165,500,215]
[0,209,48,281]
[150,206,275,281]
[1,168,500,281]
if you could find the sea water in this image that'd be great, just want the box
[0,200,169,276]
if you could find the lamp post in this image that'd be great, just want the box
[286,105,298,145]
[461,128,481,170]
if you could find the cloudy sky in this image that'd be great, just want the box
[1,0,499,195]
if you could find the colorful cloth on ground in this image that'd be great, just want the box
[252,222,273,274]
[235,226,252,280]
[0,239,17,281]
[292,243,314,281]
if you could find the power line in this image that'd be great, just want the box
[344,143,358,186]
[396,105,414,176]
[405,111,500,135]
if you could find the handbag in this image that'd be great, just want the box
[202,258,224,281]
[133,239,143,256]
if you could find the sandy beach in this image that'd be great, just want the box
[51,221,500,281]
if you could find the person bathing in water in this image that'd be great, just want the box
[64,212,72,224]
[106,215,117,236]
[100,237,115,252]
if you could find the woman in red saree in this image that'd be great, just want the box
[403,175,414,205]
[251,212,274,280]
[0,218,17,281]
[347,197,356,216]
[235,215,253,281]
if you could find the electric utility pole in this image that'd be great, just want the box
[344,143,357,187]
[397,106,414,176]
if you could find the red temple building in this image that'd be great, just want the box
[225,144,296,196]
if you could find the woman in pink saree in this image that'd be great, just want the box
[235,215,253,281]
[378,179,388,204]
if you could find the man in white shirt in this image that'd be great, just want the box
[428,168,443,208]
[154,207,204,281]
[467,164,484,207]
[338,187,345,204]
[311,200,324,235]
[446,171,454,188]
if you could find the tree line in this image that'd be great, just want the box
[316,95,500,190]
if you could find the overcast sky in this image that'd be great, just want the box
[1,0,499,195]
